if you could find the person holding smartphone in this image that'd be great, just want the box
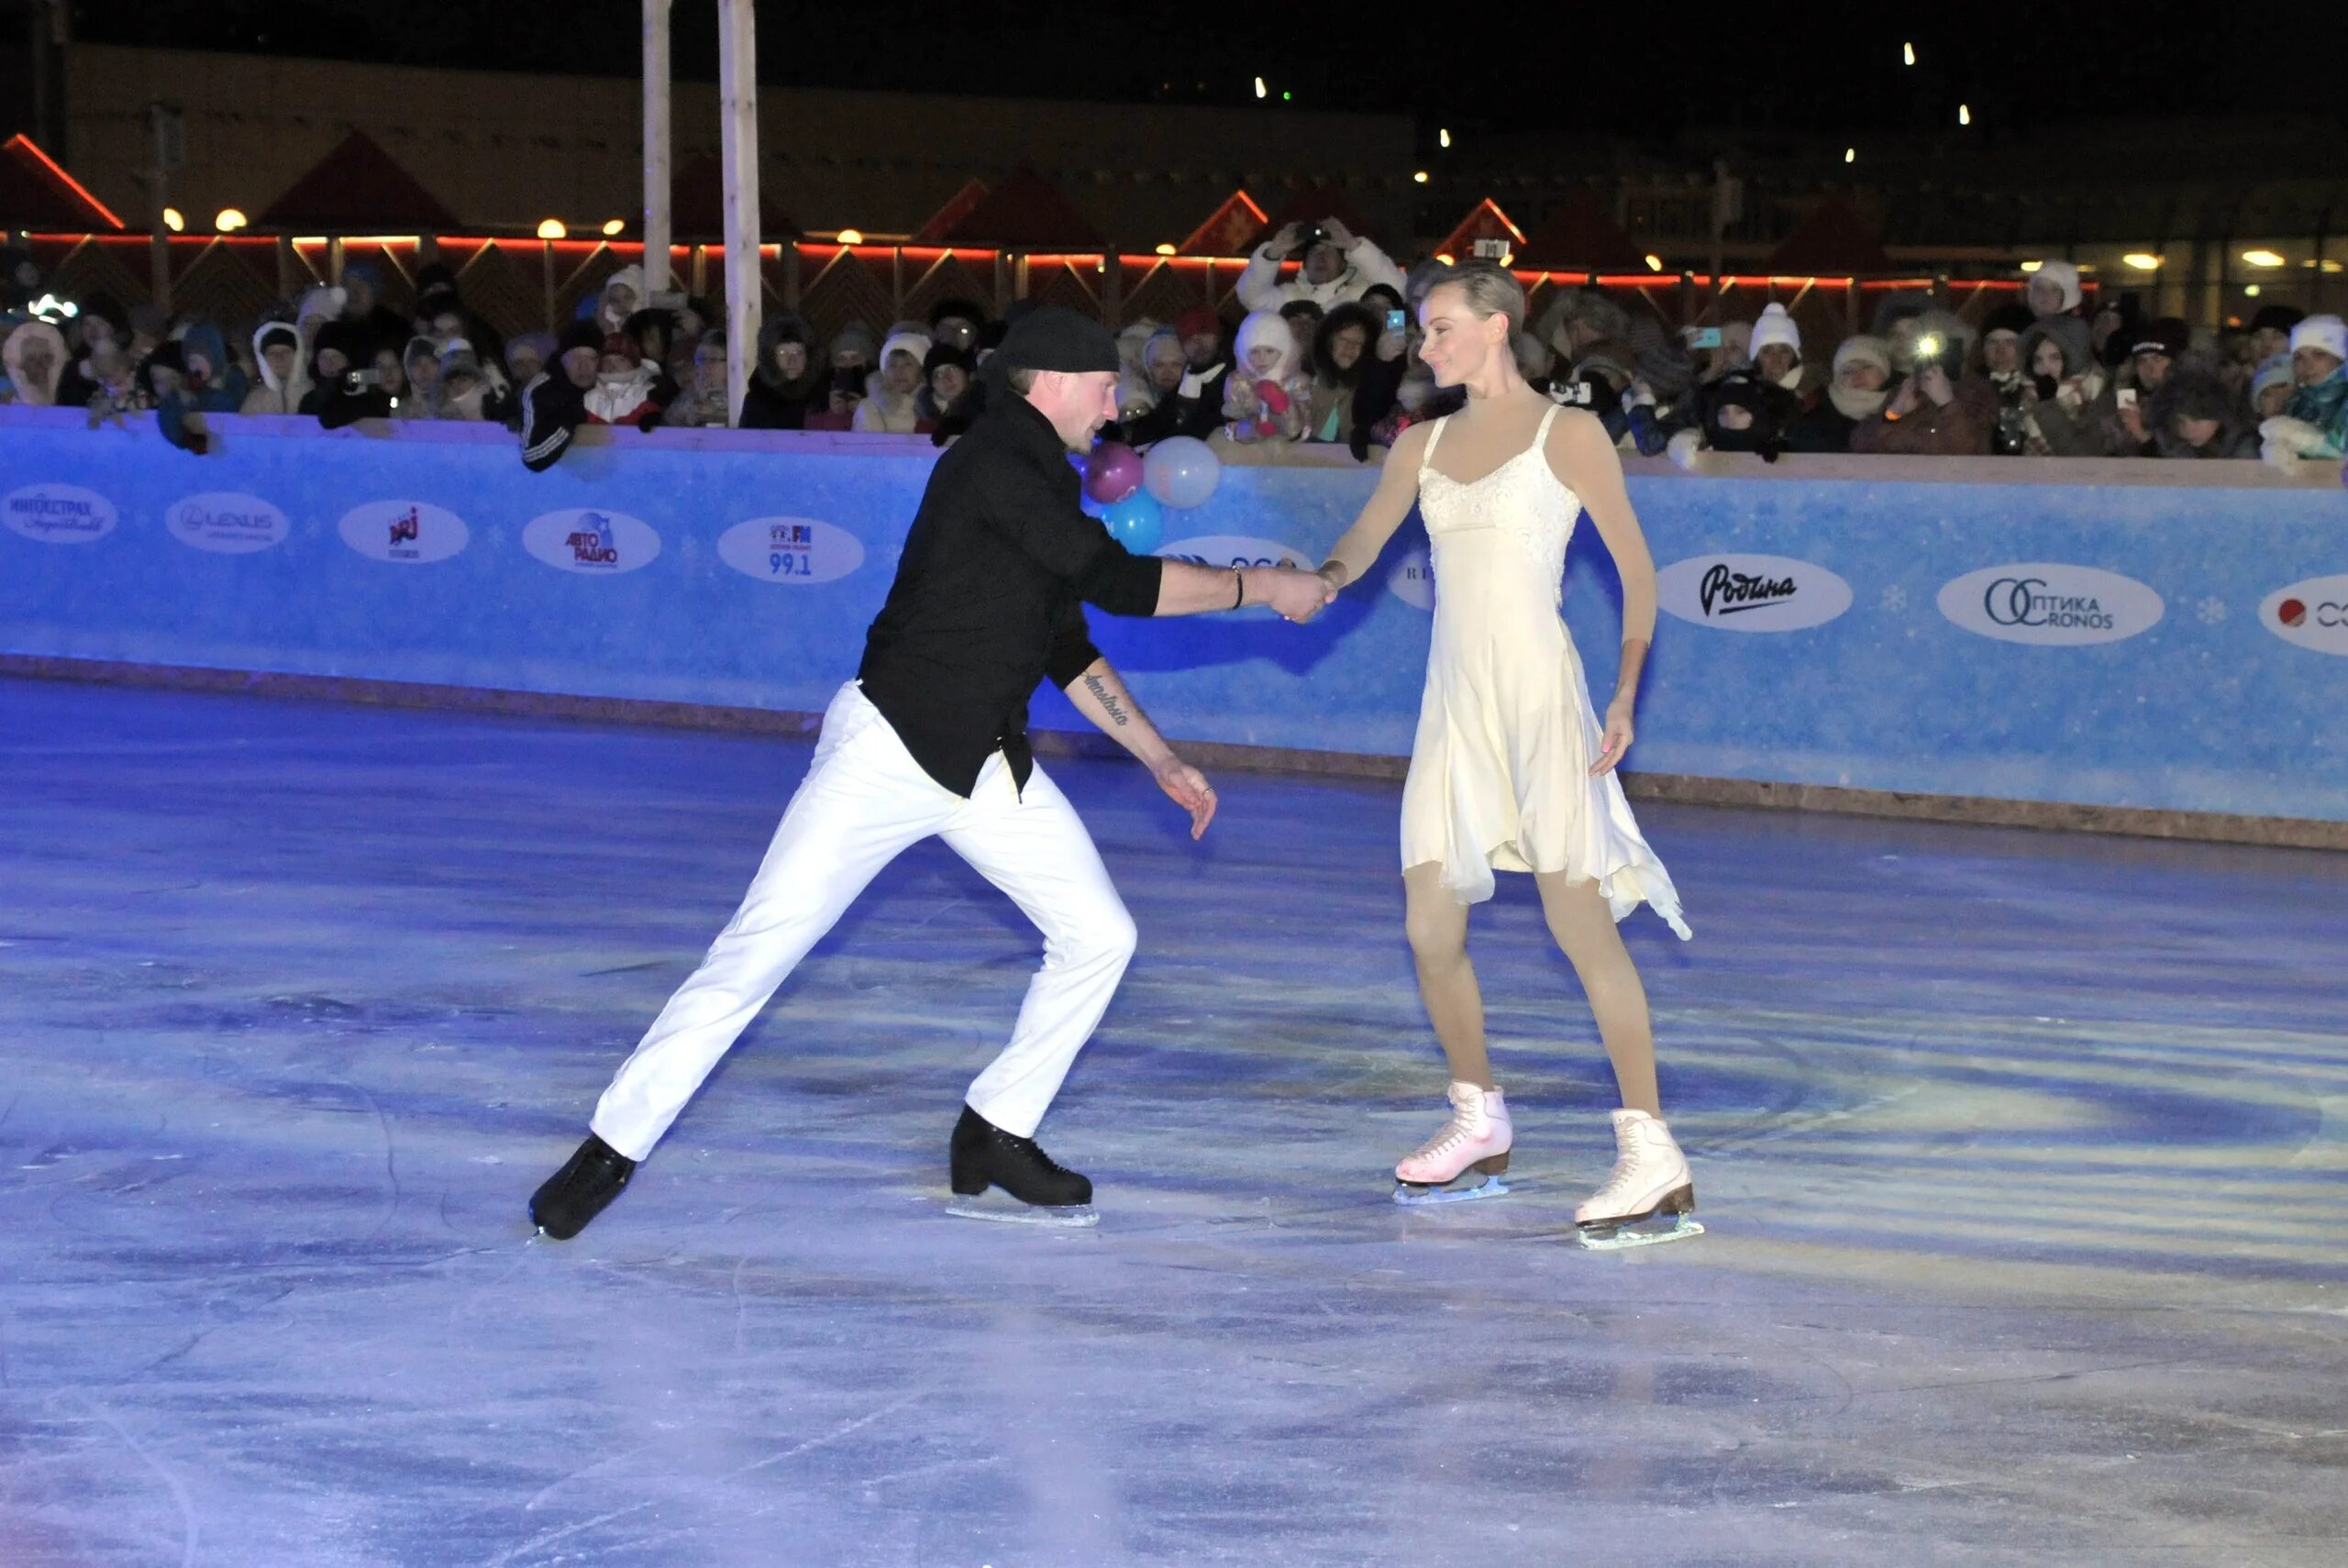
[1236,216,1407,313]
[1851,310,1994,455]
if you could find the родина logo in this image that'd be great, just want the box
[1657,553,1853,633]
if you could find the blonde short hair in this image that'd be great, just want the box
[1425,260,1526,342]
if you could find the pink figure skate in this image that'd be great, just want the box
[1393,1082,1513,1206]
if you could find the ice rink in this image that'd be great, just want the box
[4,677,2344,1567]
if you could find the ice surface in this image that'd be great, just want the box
[4,679,2347,1566]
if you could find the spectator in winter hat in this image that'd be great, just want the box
[1852,311,1992,455]
[398,336,446,419]
[1536,288,1633,365]
[2108,316,2193,453]
[1222,308,1307,443]
[1120,316,1224,446]
[919,342,975,425]
[239,321,310,414]
[504,331,553,392]
[2014,316,2110,458]
[2147,370,2256,458]
[2248,304,2304,366]
[437,343,497,422]
[2263,314,2348,463]
[1,320,65,405]
[1784,335,1892,453]
[1236,216,1407,313]
[585,331,667,426]
[2025,260,2082,319]
[337,262,411,362]
[1746,303,1819,396]
[1978,301,2037,454]
[853,328,932,433]
[2250,353,2296,420]
[927,297,987,355]
[659,337,734,428]
[593,266,646,337]
[740,311,826,430]
[519,319,606,470]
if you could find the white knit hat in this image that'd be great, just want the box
[2028,260,2082,313]
[879,329,934,369]
[1748,303,1800,361]
[2289,315,2347,362]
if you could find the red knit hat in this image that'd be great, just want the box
[1175,306,1223,339]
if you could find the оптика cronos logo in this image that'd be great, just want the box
[1936,562,2164,646]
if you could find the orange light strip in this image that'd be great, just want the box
[4,134,127,230]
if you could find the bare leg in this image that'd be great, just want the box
[1402,861,1491,1089]
[1534,870,1661,1116]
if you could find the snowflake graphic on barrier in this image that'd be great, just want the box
[1880,583,1909,612]
[2197,596,2227,624]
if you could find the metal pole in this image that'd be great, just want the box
[716,0,761,425]
[641,0,672,295]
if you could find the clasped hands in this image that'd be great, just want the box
[1255,565,1339,624]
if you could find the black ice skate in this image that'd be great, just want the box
[529,1132,637,1240]
[946,1104,1099,1228]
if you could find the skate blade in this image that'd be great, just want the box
[1393,1175,1512,1208]
[944,1191,1100,1229]
[1577,1216,1704,1252]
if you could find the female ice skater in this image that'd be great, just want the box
[1311,262,1699,1248]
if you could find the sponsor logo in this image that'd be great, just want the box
[716,516,866,584]
[521,508,661,575]
[1158,534,1310,571]
[166,491,290,554]
[1936,562,2164,646]
[2261,574,2348,657]
[1657,553,1853,633]
[3,483,116,544]
[1387,547,1436,611]
[337,500,470,564]
[1160,535,1313,615]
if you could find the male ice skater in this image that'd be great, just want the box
[530,305,1335,1236]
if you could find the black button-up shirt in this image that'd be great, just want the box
[858,392,1167,797]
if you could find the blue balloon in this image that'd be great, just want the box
[1098,491,1165,555]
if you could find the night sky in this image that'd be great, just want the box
[81,2,2310,144]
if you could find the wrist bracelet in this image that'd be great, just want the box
[1231,567,1246,610]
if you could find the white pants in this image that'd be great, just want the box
[590,682,1137,1160]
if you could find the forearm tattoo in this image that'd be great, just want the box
[1083,673,1132,728]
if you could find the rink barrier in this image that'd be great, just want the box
[2,411,2344,848]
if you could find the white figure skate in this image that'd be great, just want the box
[1575,1108,1701,1250]
[1393,1082,1514,1206]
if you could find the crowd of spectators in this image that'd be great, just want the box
[2,229,2342,474]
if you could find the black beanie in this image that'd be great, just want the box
[2249,304,2305,337]
[995,304,1117,373]
[1983,302,2034,339]
[257,322,300,355]
[558,318,605,356]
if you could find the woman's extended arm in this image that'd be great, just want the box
[1316,420,1431,589]
[1551,408,1658,774]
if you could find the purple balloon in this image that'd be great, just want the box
[1083,441,1145,504]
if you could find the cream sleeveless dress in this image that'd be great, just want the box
[1400,405,1691,937]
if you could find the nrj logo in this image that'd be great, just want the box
[338,500,468,564]
[3,483,116,544]
[523,509,659,575]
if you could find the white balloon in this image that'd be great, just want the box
[1142,436,1222,509]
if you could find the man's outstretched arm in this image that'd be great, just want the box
[1152,558,1333,621]
[1063,657,1217,840]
